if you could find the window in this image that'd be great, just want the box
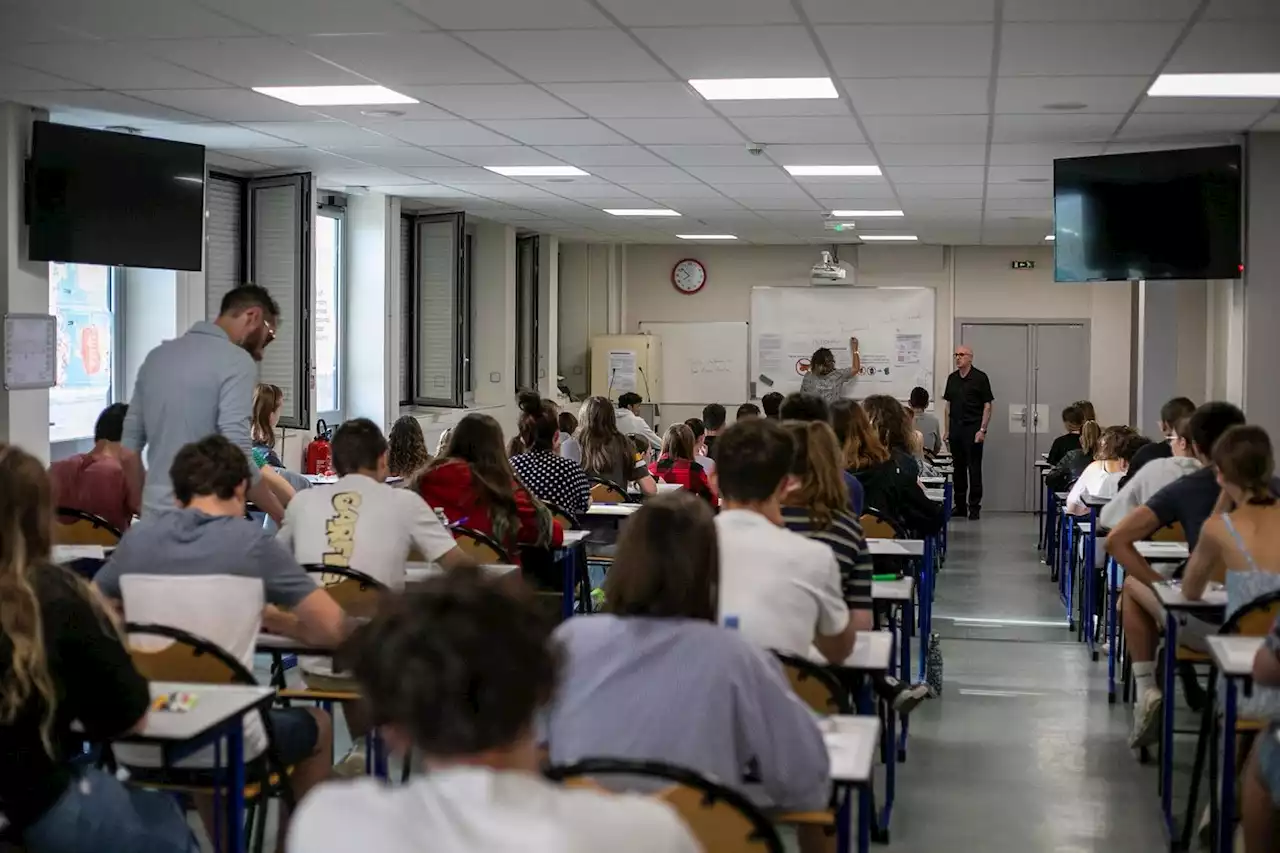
[402,212,471,408]
[515,234,539,391]
[314,206,343,418]
[49,262,116,443]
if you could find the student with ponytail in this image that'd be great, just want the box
[1045,419,1102,492]
[650,423,715,503]
[0,444,198,853]
[509,392,591,516]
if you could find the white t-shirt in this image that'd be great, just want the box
[715,509,850,655]
[1066,460,1125,514]
[277,473,459,589]
[287,767,702,853]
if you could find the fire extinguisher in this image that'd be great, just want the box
[303,419,333,475]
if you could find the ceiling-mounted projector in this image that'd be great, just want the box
[811,250,853,285]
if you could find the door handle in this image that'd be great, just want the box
[1032,408,1039,426]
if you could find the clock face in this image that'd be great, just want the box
[672,258,707,294]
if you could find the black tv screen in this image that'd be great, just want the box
[28,122,205,271]
[1053,145,1241,282]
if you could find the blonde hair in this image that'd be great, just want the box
[1080,420,1102,457]
[782,421,848,529]
[660,423,695,461]
[251,383,283,447]
[834,401,890,470]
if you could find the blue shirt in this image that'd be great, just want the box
[844,471,865,515]
[122,321,261,515]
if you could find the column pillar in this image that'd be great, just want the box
[1242,133,1280,434]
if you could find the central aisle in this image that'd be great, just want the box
[887,513,1166,852]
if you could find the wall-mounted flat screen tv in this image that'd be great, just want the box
[1053,145,1241,282]
[27,122,205,271]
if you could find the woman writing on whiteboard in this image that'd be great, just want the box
[800,337,861,405]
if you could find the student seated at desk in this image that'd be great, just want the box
[251,383,285,468]
[418,413,564,563]
[1122,396,1196,488]
[762,391,784,420]
[388,415,432,484]
[701,403,727,460]
[578,397,657,497]
[1064,426,1142,516]
[545,492,830,814]
[1108,402,1249,748]
[908,386,942,458]
[650,424,715,504]
[782,392,864,516]
[509,392,591,517]
[838,401,942,536]
[95,435,352,841]
[714,419,858,667]
[1046,404,1085,467]
[1240,612,1280,853]
[736,402,761,421]
[615,392,663,452]
[1045,420,1101,493]
[682,417,716,476]
[863,394,922,481]
[279,418,474,589]
[556,409,582,465]
[48,402,140,533]
[290,571,700,853]
[1101,415,1202,529]
[0,443,198,853]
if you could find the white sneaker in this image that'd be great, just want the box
[333,742,368,778]
[892,683,933,715]
[1129,688,1163,749]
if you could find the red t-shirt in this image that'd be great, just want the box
[650,456,716,503]
[48,452,136,533]
[417,459,563,563]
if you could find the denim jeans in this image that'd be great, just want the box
[22,767,198,853]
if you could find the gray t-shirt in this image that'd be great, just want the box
[95,509,316,608]
[914,411,942,455]
[800,367,856,404]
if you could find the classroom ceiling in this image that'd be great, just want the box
[1,0,1278,246]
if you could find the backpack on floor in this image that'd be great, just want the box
[926,632,944,696]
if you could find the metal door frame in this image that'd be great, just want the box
[954,317,1092,512]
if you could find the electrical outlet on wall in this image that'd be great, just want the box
[489,372,501,383]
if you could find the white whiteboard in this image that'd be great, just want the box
[750,287,934,401]
[638,321,749,405]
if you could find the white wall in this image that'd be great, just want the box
[121,267,178,401]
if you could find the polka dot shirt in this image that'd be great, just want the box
[510,450,591,518]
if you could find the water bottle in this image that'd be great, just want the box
[724,615,739,630]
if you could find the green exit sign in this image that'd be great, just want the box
[1011,260,1036,270]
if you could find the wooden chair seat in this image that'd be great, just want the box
[1175,647,1211,663]
[134,767,295,801]
[55,508,122,546]
[278,687,361,703]
[775,811,836,827]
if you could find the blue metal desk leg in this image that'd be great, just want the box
[837,789,851,853]
[1064,515,1075,630]
[230,724,245,853]
[898,600,911,758]
[212,736,223,853]
[858,784,871,853]
[1218,679,1239,853]
[1161,611,1179,840]
[1085,508,1098,659]
[1107,557,1118,703]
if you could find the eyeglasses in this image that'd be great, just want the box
[264,319,277,342]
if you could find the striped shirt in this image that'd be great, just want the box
[781,506,872,611]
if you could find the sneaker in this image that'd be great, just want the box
[333,742,368,778]
[892,683,933,715]
[968,507,981,520]
[1129,688,1163,749]
[953,506,968,519]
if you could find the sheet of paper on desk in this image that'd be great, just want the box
[53,545,106,562]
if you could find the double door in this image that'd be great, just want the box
[956,322,1090,512]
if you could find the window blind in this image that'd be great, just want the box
[400,215,412,404]
[414,214,463,406]
[205,174,243,318]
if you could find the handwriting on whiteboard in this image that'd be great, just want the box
[688,358,735,375]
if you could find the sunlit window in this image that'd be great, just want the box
[48,262,114,443]
[314,210,341,416]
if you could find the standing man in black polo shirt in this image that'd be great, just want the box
[943,344,994,520]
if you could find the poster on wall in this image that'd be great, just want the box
[607,350,637,394]
[49,262,114,443]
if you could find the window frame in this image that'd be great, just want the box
[515,233,540,392]
[404,211,471,409]
[48,262,120,444]
[313,202,345,424]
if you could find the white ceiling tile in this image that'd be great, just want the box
[26,0,256,39]
[897,184,984,199]
[901,199,983,213]
[396,166,513,182]
[986,165,1053,182]
[683,166,792,184]
[1167,20,1280,74]
[0,3,95,43]
[801,0,995,23]
[321,146,458,167]
[876,144,989,165]
[1255,113,1280,131]
[206,150,272,172]
[807,184,899,200]
[765,143,877,164]
[404,84,582,119]
[730,116,864,144]
[818,25,994,78]
[539,184,648,201]
[543,82,711,119]
[986,184,1053,199]
[600,117,741,144]
[601,0,797,26]
[1118,112,1267,138]
[385,184,480,199]
[302,34,516,85]
[1134,96,1279,115]
[989,142,1106,164]
[477,118,629,145]
[0,62,91,91]
[400,0,611,29]
[140,37,368,87]
[378,120,518,146]
[146,123,302,148]
[647,144,773,166]
[844,77,990,115]
[123,88,325,122]
[717,183,813,199]
[722,195,822,210]
[639,184,736,200]
[995,76,1149,113]
[863,115,990,143]
[5,90,207,125]
[887,166,987,183]
[423,146,561,166]
[457,30,671,82]
[314,103,457,124]
[1204,0,1280,20]
[466,184,569,202]
[216,147,362,169]
[714,99,852,118]
[536,145,667,166]
[4,42,229,89]
[316,166,419,188]
[203,0,434,35]
[588,166,701,183]
[634,26,826,79]
[992,113,1124,143]
[239,121,402,147]
[1000,23,1182,76]
[1003,0,1199,20]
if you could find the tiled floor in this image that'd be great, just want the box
[884,512,1169,852]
